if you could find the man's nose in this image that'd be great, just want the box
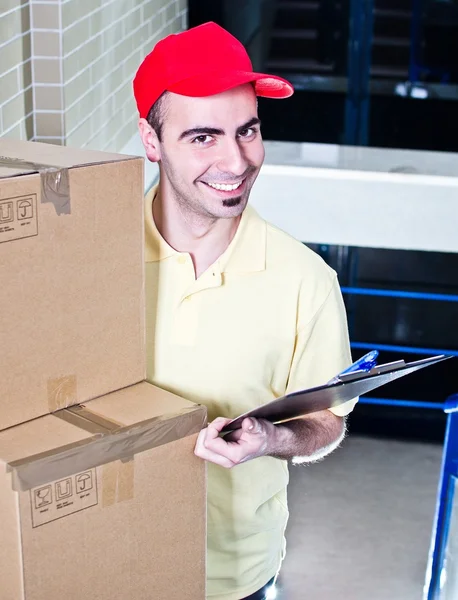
[217,139,248,178]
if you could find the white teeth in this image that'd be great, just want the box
[206,181,243,191]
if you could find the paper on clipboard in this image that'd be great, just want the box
[222,355,452,432]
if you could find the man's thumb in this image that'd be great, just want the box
[243,418,260,433]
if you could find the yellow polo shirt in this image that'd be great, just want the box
[144,186,357,600]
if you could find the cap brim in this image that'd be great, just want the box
[168,70,294,99]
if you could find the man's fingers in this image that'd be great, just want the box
[223,429,244,443]
[224,418,263,442]
[194,417,271,468]
[194,427,235,468]
[209,417,233,431]
[204,429,266,464]
[203,417,237,449]
[195,426,252,466]
[198,448,235,468]
[218,418,267,446]
[202,423,221,444]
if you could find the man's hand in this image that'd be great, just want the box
[195,410,346,467]
[194,417,279,468]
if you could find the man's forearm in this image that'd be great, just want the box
[268,411,346,464]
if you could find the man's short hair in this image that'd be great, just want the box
[146,91,169,142]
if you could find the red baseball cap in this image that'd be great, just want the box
[133,21,294,119]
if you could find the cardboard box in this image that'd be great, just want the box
[0,140,146,430]
[0,381,207,600]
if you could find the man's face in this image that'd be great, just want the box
[156,84,265,219]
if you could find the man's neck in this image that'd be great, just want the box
[153,185,241,278]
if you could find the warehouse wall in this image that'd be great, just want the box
[0,1,33,141]
[0,0,187,151]
[61,0,187,150]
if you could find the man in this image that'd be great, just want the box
[134,22,357,600]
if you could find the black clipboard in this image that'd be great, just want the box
[222,355,452,432]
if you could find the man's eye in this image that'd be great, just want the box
[238,127,256,138]
[192,135,212,144]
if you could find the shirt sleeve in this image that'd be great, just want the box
[285,273,358,417]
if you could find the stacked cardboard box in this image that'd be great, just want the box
[0,140,206,600]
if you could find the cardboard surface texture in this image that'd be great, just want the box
[0,382,207,600]
[0,139,146,430]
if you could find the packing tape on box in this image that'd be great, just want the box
[0,156,71,215]
[70,401,136,506]
[102,459,135,507]
[7,405,207,493]
[54,404,123,434]
[50,406,135,506]
[47,375,78,412]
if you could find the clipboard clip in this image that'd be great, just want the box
[338,360,406,382]
[328,350,380,384]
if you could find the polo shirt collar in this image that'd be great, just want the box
[145,184,266,273]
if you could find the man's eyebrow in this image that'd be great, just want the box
[178,118,261,142]
[178,126,224,141]
[237,117,261,134]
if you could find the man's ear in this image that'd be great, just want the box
[138,118,161,162]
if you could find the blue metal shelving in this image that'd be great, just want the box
[425,395,458,599]
[341,285,457,410]
[340,282,457,598]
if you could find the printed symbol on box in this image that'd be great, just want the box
[76,472,93,493]
[55,477,73,500]
[17,199,33,220]
[34,485,52,509]
[0,202,14,224]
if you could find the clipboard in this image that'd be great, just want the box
[222,354,452,432]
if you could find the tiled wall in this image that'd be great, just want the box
[0,0,187,151]
[0,1,33,141]
[30,0,65,145]
[62,0,187,151]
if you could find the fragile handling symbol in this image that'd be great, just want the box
[34,485,52,509]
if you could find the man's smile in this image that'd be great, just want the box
[204,180,244,191]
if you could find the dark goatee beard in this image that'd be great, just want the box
[222,196,242,208]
